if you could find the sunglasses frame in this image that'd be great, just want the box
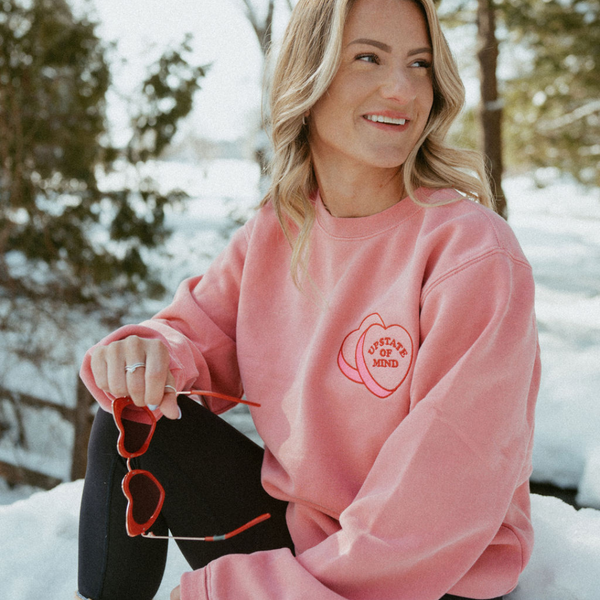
[111,390,270,540]
[122,467,165,537]
[113,397,164,536]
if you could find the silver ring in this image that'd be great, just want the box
[164,384,177,393]
[125,362,146,374]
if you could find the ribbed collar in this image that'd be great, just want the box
[314,188,424,240]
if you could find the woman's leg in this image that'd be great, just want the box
[142,395,293,569]
[77,396,292,600]
[77,406,169,600]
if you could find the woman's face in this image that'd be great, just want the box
[309,0,434,175]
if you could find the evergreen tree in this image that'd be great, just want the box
[501,0,600,187]
[439,0,599,204]
[0,0,207,338]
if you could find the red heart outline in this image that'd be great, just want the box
[122,469,165,536]
[338,313,385,383]
[355,323,413,398]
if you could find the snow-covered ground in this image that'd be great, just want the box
[505,174,600,504]
[1,480,600,599]
[1,161,599,598]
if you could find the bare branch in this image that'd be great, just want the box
[263,0,275,53]
[537,100,600,133]
[239,0,259,29]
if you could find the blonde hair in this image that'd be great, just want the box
[262,0,493,285]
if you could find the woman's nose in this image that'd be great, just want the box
[379,67,416,104]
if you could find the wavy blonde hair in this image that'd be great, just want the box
[262,0,493,285]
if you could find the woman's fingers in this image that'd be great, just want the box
[89,346,110,392]
[143,340,170,406]
[90,337,178,416]
[143,343,177,418]
[157,371,181,420]
[90,342,129,399]
[120,336,148,406]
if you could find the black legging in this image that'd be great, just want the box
[77,396,502,600]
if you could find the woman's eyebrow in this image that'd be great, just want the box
[407,46,433,57]
[348,38,392,53]
[348,38,433,57]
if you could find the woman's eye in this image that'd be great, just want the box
[356,53,379,64]
[411,59,432,69]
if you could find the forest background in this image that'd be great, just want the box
[0,0,598,516]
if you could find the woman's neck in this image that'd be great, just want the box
[313,159,405,219]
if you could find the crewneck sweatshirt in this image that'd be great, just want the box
[81,188,541,600]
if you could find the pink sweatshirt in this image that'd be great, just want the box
[81,188,540,600]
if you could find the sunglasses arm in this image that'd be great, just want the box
[177,390,261,408]
[141,512,271,541]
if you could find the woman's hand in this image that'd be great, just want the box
[170,585,181,600]
[90,336,180,419]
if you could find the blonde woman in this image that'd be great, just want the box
[76,1,539,599]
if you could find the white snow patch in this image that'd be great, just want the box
[1,482,598,599]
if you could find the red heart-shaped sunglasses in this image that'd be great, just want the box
[112,390,270,540]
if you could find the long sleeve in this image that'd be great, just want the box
[79,224,250,414]
[180,246,540,600]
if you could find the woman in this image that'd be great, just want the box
[76,0,540,599]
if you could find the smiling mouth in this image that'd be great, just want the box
[364,114,408,126]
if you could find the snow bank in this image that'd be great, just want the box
[506,176,600,497]
[577,447,600,510]
[507,495,600,600]
[0,481,598,600]
[0,480,188,600]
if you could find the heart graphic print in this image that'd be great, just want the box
[338,314,413,398]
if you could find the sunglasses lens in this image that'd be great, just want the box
[130,472,161,524]
[121,414,153,455]
[123,470,165,536]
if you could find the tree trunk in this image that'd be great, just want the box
[240,0,278,196]
[476,0,507,220]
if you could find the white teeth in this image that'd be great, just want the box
[365,115,407,125]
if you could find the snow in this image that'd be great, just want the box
[1,164,599,598]
[0,480,186,599]
[506,175,600,493]
[1,480,599,599]
[508,495,600,600]
[577,447,600,510]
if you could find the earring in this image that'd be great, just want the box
[302,110,310,126]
